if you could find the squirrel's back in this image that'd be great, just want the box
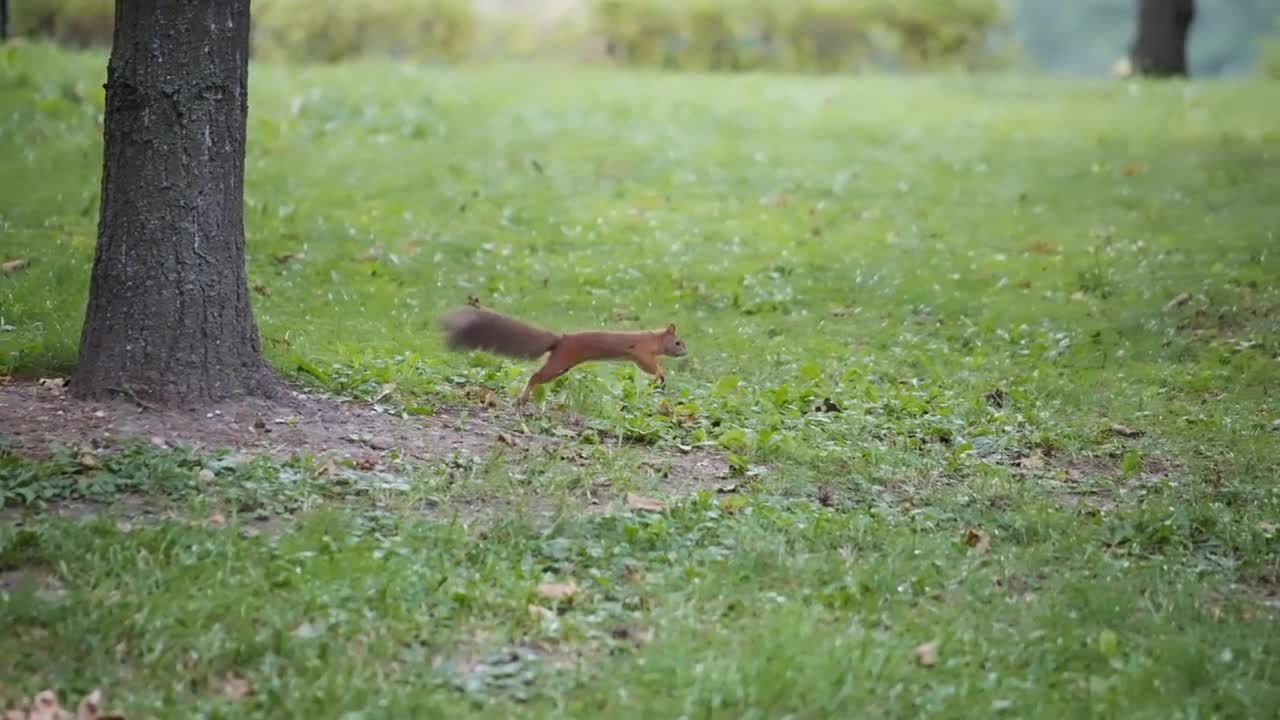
[439,307,559,359]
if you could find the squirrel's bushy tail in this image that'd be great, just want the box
[439,307,558,359]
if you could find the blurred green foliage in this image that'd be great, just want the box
[9,0,1280,76]
[591,0,1012,73]
[11,0,477,63]
[13,0,1009,72]
[1262,25,1280,79]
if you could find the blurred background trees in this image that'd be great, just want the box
[5,0,1279,78]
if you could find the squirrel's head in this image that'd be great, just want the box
[661,323,687,357]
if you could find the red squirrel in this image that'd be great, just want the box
[439,304,687,404]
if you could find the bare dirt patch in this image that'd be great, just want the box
[0,379,734,510]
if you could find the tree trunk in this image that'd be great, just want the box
[1131,0,1195,76]
[71,0,278,405]
[1,0,9,43]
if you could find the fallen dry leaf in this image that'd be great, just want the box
[962,528,991,555]
[497,432,519,448]
[197,468,215,483]
[914,640,940,668]
[38,377,66,393]
[272,252,304,264]
[1070,290,1086,302]
[2,259,31,274]
[1,688,122,720]
[356,245,385,262]
[220,672,251,700]
[318,458,339,477]
[1107,423,1144,438]
[77,453,100,471]
[829,304,851,317]
[1164,292,1192,311]
[29,691,62,720]
[204,512,227,529]
[624,493,666,512]
[463,386,498,406]
[1014,454,1045,470]
[535,580,578,601]
[527,604,555,621]
[715,483,740,494]
[75,689,102,720]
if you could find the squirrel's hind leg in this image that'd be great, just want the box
[517,349,580,405]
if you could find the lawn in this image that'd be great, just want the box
[2,41,1279,717]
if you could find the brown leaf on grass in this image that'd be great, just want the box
[2,259,31,274]
[624,493,666,512]
[1107,423,1144,438]
[1070,290,1087,302]
[220,672,251,700]
[272,252,304,264]
[984,387,1008,408]
[829,304,851,317]
[38,378,66,394]
[715,483,740,494]
[1014,454,1045,470]
[527,604,555,621]
[962,528,991,555]
[497,432,519,448]
[204,512,227,529]
[1163,292,1192,311]
[1120,162,1148,177]
[463,386,498,407]
[913,640,940,668]
[815,486,836,508]
[75,689,103,720]
[2,689,122,720]
[318,458,339,477]
[77,453,100,471]
[356,245,385,262]
[535,580,578,601]
[1025,239,1057,255]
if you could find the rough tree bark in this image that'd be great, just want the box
[1131,0,1196,76]
[1,0,9,43]
[71,0,278,405]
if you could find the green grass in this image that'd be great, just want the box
[3,41,1280,717]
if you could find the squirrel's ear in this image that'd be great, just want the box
[666,323,676,334]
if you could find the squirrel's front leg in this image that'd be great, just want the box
[630,353,665,387]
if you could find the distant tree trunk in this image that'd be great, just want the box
[1131,0,1195,76]
[1,0,9,42]
[72,0,278,405]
